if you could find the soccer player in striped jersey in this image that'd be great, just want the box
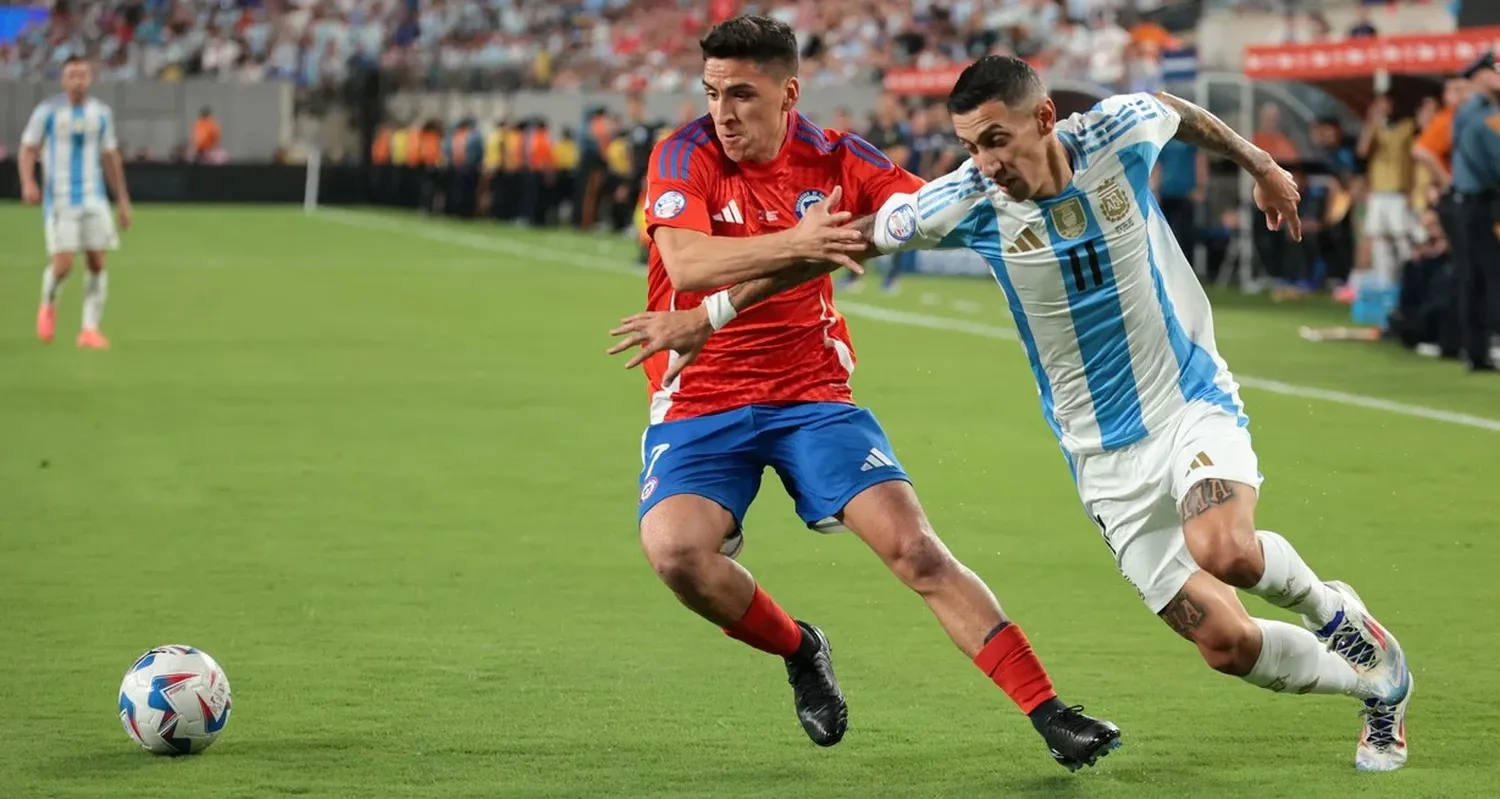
[19,56,133,349]
[625,55,1415,772]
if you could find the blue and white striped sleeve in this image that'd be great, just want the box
[20,103,50,148]
[99,105,118,152]
[1055,93,1181,172]
[871,159,990,253]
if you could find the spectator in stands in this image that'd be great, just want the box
[1310,118,1359,287]
[191,107,223,164]
[863,94,911,168]
[831,107,855,135]
[623,93,656,232]
[1251,103,1303,293]
[1347,7,1379,39]
[1357,94,1418,302]
[1412,77,1472,198]
[553,128,579,227]
[1451,51,1500,372]
[1390,207,1458,355]
[444,118,483,219]
[526,119,557,227]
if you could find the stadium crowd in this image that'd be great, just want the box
[4,0,1187,93]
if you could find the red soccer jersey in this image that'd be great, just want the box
[641,111,923,423]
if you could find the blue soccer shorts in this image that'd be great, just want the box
[637,403,910,529]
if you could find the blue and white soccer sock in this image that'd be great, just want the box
[1250,530,1340,628]
[1244,618,1375,699]
[41,264,65,305]
[83,270,107,332]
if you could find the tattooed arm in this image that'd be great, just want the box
[1154,92,1279,177]
[1154,91,1303,240]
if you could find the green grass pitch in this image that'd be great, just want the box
[0,204,1497,798]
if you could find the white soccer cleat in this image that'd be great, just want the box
[1308,581,1410,704]
[1355,674,1412,772]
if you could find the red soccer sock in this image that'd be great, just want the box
[973,624,1059,715]
[723,585,804,657]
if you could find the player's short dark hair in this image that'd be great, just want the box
[947,56,1047,115]
[699,15,799,77]
[62,55,87,68]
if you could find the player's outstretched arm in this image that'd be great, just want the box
[610,209,883,383]
[103,148,132,230]
[17,105,47,206]
[1154,92,1303,240]
[655,185,866,291]
[17,145,41,205]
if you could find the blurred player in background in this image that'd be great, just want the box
[19,56,132,349]
[626,54,1416,774]
[607,16,1120,770]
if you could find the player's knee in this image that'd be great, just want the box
[1186,519,1262,588]
[639,528,718,591]
[1194,620,1260,677]
[1196,539,1263,588]
[886,531,957,593]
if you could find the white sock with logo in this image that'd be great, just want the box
[41,265,65,304]
[1243,618,1371,699]
[1250,530,1340,629]
[82,270,108,332]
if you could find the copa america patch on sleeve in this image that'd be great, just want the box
[653,190,687,219]
[885,202,917,243]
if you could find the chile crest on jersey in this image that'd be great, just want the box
[794,189,827,219]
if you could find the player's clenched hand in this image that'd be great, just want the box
[787,185,865,275]
[21,183,41,205]
[1253,165,1302,242]
[608,308,713,384]
[116,200,133,232]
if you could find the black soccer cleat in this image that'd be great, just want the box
[784,621,847,747]
[1033,704,1121,772]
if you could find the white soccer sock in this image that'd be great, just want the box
[82,270,108,332]
[41,266,65,304]
[1244,618,1372,699]
[1371,238,1398,286]
[1250,530,1339,628]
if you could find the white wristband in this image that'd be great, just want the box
[704,290,738,331]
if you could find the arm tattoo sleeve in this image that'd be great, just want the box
[1155,92,1275,177]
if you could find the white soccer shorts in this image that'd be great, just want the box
[1072,400,1263,614]
[1363,192,1414,240]
[45,207,119,256]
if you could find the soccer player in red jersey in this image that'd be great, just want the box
[608,15,1120,770]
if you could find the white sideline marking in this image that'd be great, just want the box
[316,208,1500,434]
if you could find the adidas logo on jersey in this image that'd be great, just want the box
[1006,227,1046,254]
[860,448,897,472]
[711,200,744,224]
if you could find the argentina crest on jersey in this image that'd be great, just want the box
[794,189,827,219]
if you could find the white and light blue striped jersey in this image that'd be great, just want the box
[20,95,118,214]
[872,92,1247,457]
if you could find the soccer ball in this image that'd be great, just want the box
[118,645,232,755]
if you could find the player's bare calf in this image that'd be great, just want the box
[639,494,848,747]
